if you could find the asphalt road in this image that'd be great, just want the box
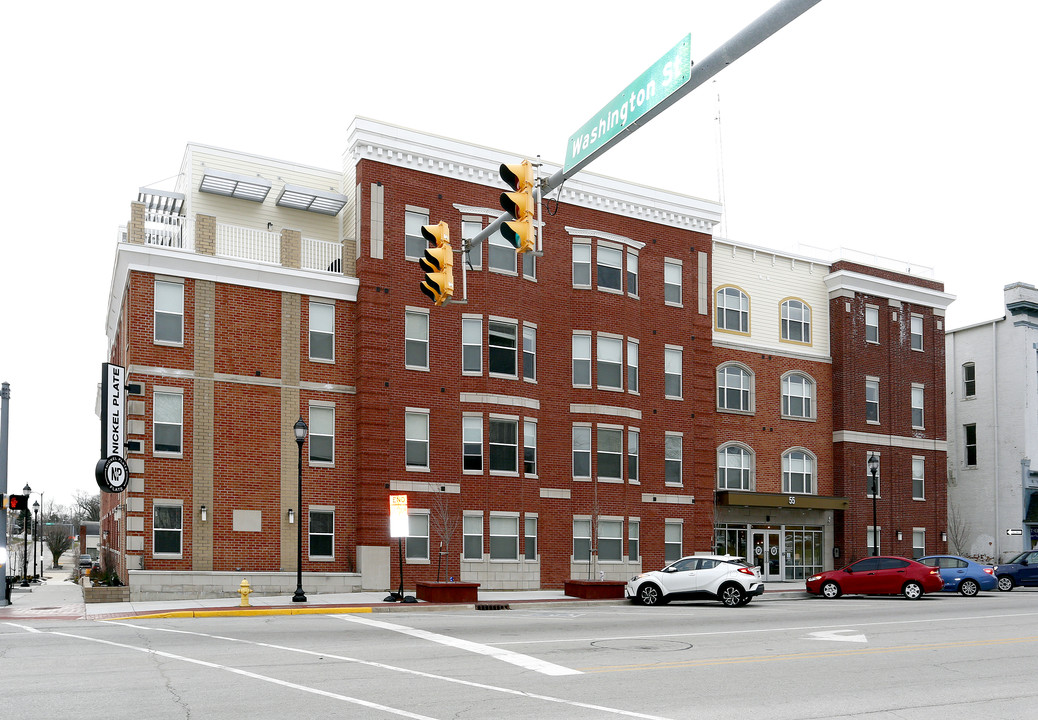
[3,590,1037,719]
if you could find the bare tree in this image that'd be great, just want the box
[429,491,460,581]
[45,523,74,568]
[947,505,972,557]
[72,491,101,522]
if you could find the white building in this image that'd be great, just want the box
[946,282,1038,561]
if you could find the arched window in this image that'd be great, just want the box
[717,444,754,490]
[780,299,811,344]
[781,372,816,419]
[717,363,753,412]
[716,286,749,333]
[782,449,816,494]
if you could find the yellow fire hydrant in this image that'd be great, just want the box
[238,578,252,607]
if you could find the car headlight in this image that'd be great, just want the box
[807,574,822,582]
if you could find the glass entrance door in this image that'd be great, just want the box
[751,530,781,581]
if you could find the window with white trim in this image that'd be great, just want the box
[627,338,639,394]
[463,514,483,560]
[782,372,815,419]
[406,511,429,561]
[664,260,682,305]
[522,325,536,382]
[911,314,923,351]
[597,245,623,292]
[782,449,815,494]
[572,333,591,387]
[627,429,639,483]
[865,305,879,343]
[573,425,591,479]
[522,245,536,279]
[912,528,925,558]
[962,362,976,398]
[309,300,335,362]
[866,379,880,423]
[489,417,518,474]
[405,411,429,470]
[309,508,334,559]
[665,347,682,399]
[154,390,183,455]
[573,518,591,562]
[308,404,334,465]
[598,519,623,562]
[573,243,591,287]
[597,427,623,481]
[490,514,519,560]
[665,432,682,486]
[463,415,482,472]
[523,420,537,475]
[867,453,880,497]
[154,279,184,345]
[524,516,537,560]
[717,364,752,412]
[912,456,925,499]
[404,310,428,370]
[911,384,924,428]
[153,502,183,556]
[628,520,640,561]
[405,209,429,259]
[462,218,482,269]
[867,526,880,556]
[597,335,623,390]
[488,320,517,377]
[664,521,683,563]
[488,232,515,274]
[462,316,482,374]
[627,251,639,297]
[718,444,753,490]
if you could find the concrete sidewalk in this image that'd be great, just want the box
[1,566,809,621]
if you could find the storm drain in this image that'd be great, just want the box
[475,602,510,611]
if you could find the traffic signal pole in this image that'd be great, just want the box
[462,0,821,254]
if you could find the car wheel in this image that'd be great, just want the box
[821,581,841,599]
[959,579,980,597]
[997,575,1014,592]
[719,584,745,607]
[637,583,664,606]
[903,581,923,600]
[738,594,753,606]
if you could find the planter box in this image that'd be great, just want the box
[564,579,627,599]
[415,581,480,603]
[83,585,130,604]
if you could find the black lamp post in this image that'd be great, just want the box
[20,483,31,586]
[292,416,308,603]
[867,453,879,556]
[31,500,39,581]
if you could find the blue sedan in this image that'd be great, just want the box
[917,555,997,596]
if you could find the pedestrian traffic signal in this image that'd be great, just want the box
[499,160,536,254]
[419,221,454,305]
[6,494,29,510]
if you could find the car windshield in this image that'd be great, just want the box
[1007,551,1035,564]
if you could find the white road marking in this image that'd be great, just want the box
[332,613,581,676]
[808,629,868,643]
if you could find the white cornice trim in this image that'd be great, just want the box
[565,227,645,250]
[347,117,721,234]
[833,430,948,452]
[459,392,540,411]
[569,404,643,420]
[824,269,955,310]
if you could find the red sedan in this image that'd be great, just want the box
[807,556,944,600]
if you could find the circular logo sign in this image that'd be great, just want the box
[770,546,779,556]
[754,545,763,556]
[95,455,129,494]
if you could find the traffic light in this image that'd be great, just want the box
[6,494,29,510]
[419,221,454,305]
[499,160,536,253]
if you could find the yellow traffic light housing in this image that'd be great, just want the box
[499,160,536,253]
[419,222,454,305]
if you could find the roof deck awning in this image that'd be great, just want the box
[138,187,185,215]
[715,491,849,511]
[199,167,272,202]
[276,184,348,216]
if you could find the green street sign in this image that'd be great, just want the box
[564,33,692,172]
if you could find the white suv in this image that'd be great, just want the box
[626,554,764,607]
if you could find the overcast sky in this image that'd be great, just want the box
[2,0,1035,507]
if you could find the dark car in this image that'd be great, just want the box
[917,555,996,596]
[994,549,1038,591]
[79,554,94,569]
[806,556,943,600]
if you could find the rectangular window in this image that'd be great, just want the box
[573,243,591,287]
[867,455,880,497]
[573,519,591,562]
[154,279,184,344]
[462,219,482,269]
[573,425,591,479]
[664,347,682,398]
[405,512,429,560]
[965,424,977,466]
[627,429,639,483]
[462,317,482,374]
[865,306,879,343]
[309,509,334,558]
[489,233,515,274]
[912,529,925,559]
[911,385,924,428]
[463,415,482,472]
[463,515,482,560]
[405,411,429,469]
[523,420,537,475]
[628,520,640,561]
[665,432,682,486]
[597,427,623,481]
[405,209,429,259]
[404,310,428,369]
[912,457,925,499]
[867,527,880,556]
[597,335,623,390]
[627,339,639,394]
[309,404,334,465]
[154,390,183,455]
[153,503,182,556]
[488,320,517,376]
[490,514,519,560]
[572,333,591,387]
[627,252,639,297]
[664,521,682,563]
[597,245,623,292]
[309,301,335,362]
[489,417,518,473]
[522,247,536,280]
[523,325,536,382]
[866,379,880,423]
[963,363,976,398]
[664,260,682,305]
[911,314,923,351]
[524,516,537,560]
[598,519,623,562]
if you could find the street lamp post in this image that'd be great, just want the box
[20,483,31,586]
[867,454,879,557]
[31,500,39,581]
[292,416,308,603]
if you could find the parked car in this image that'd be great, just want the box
[626,554,764,607]
[806,556,943,600]
[994,549,1038,591]
[79,554,93,569]
[916,555,996,596]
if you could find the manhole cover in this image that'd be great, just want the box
[591,639,692,652]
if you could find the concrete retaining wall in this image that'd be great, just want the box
[128,571,363,602]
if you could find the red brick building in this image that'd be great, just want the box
[99,119,950,599]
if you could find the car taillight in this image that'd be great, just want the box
[929,568,940,576]
[738,567,756,576]
[983,567,994,575]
